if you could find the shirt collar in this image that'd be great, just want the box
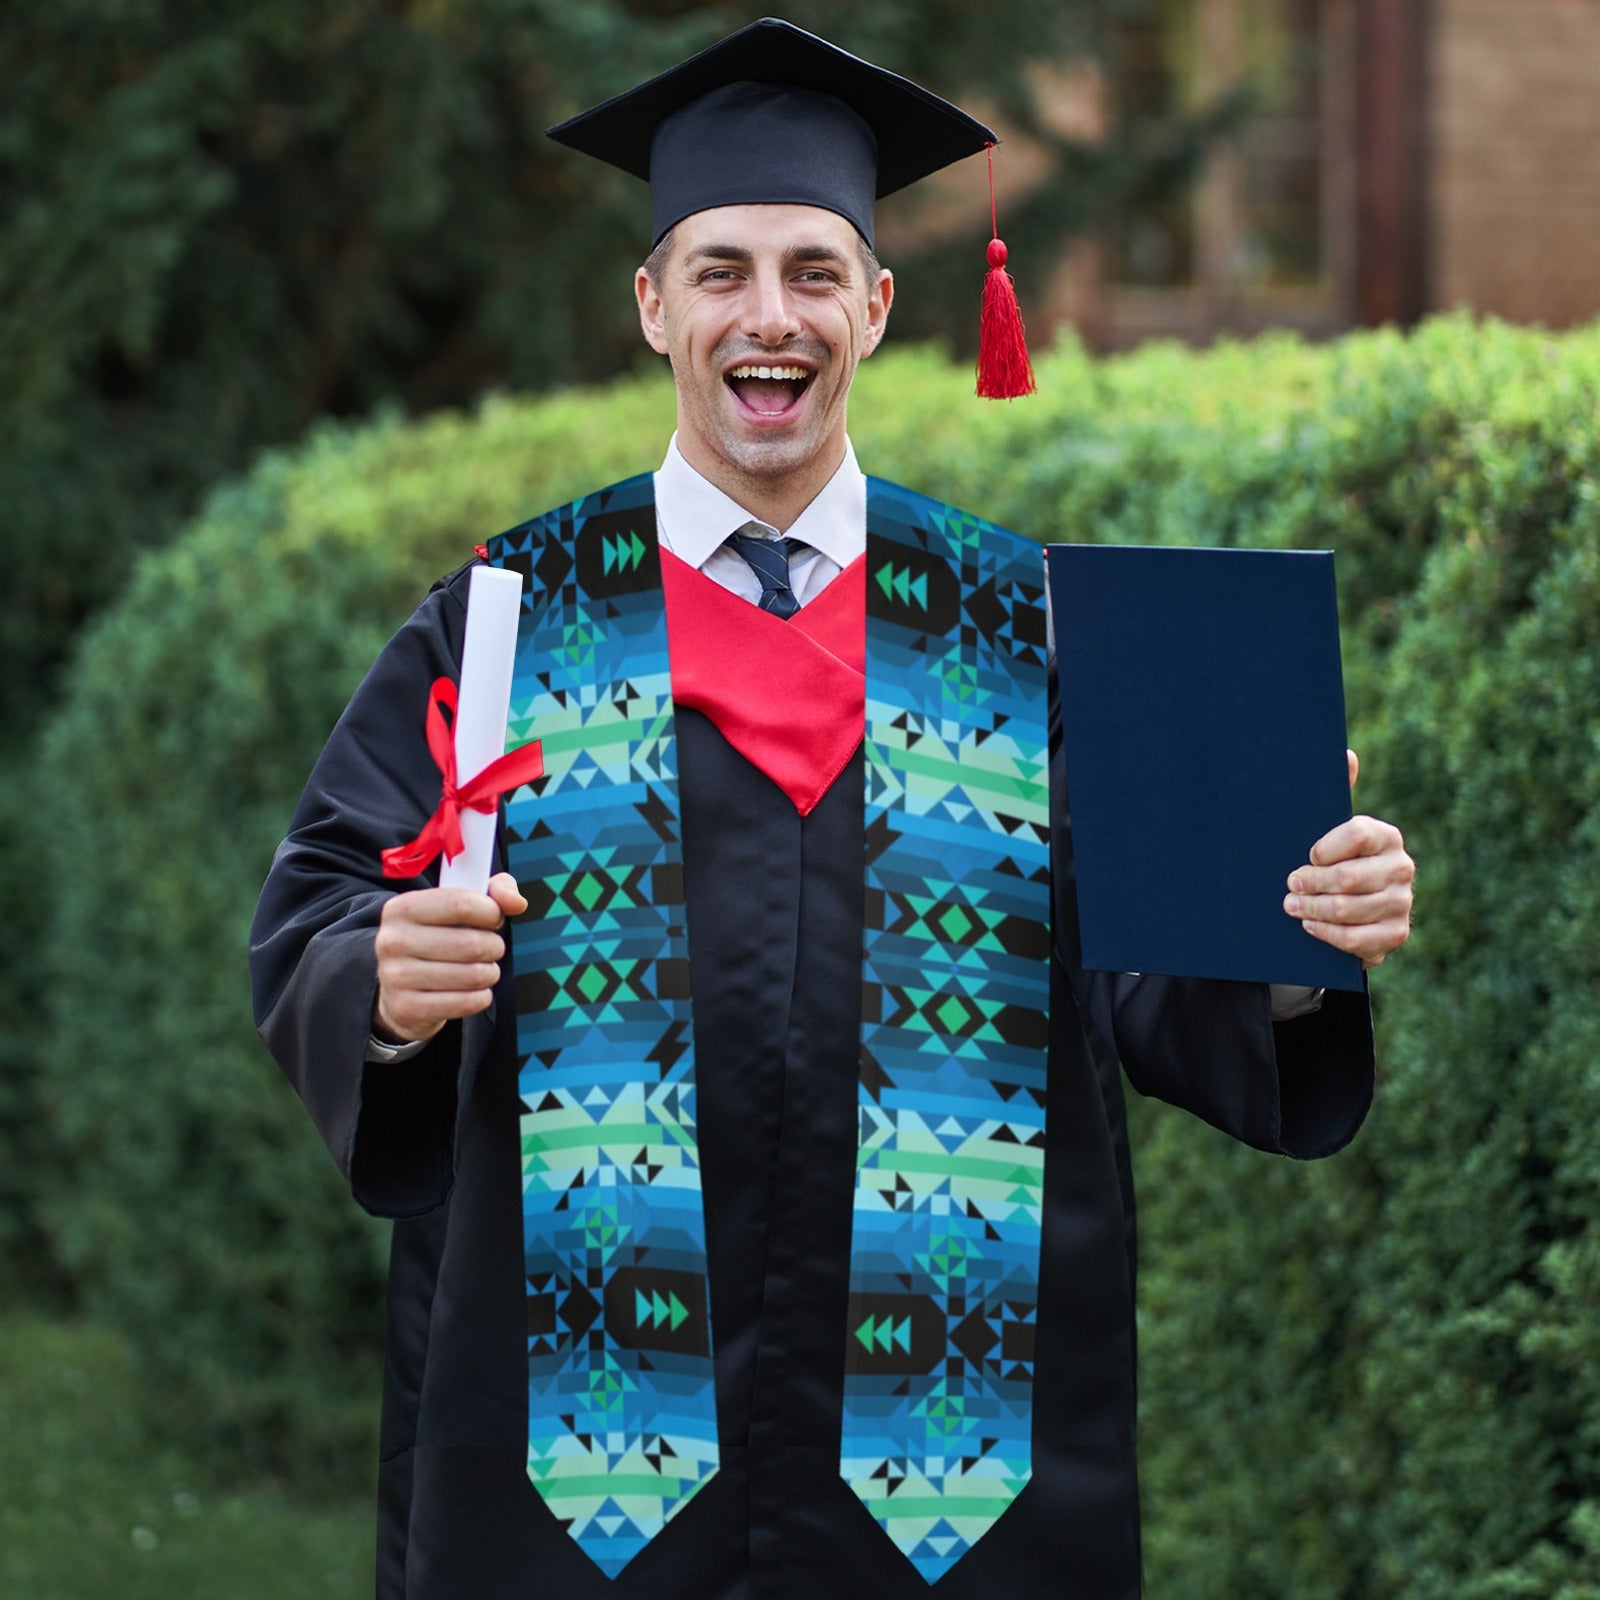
[654,434,865,571]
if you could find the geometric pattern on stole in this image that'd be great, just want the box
[491,473,717,1578]
[845,480,1052,1584]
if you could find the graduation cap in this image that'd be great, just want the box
[548,17,1036,397]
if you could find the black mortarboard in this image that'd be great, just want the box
[546,17,998,249]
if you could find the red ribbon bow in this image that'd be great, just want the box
[381,677,545,879]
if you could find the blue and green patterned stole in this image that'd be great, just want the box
[491,475,1049,1582]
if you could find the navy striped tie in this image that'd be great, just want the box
[727,527,806,619]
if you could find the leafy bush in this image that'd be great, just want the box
[1124,321,1600,1600]
[0,1315,369,1597]
[34,378,674,1479]
[34,315,1600,1600]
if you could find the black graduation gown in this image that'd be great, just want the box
[250,561,1374,1600]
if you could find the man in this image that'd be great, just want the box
[250,20,1413,1600]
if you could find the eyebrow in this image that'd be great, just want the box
[684,242,855,272]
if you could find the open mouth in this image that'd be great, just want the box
[725,363,813,418]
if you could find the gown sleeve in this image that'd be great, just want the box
[1047,673,1375,1161]
[249,563,498,1216]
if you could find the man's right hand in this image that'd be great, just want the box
[372,871,528,1045]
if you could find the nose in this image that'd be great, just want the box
[745,267,801,347]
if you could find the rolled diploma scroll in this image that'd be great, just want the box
[438,564,525,892]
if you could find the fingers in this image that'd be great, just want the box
[1287,834,1412,909]
[1347,748,1359,791]
[377,942,505,992]
[375,894,508,975]
[1297,910,1414,969]
[1284,811,1415,969]
[1285,878,1412,928]
[1307,812,1403,869]
[383,886,512,930]
[373,972,497,1045]
[488,871,529,918]
[373,882,523,1045]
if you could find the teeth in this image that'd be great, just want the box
[728,365,808,381]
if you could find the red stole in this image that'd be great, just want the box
[661,549,867,817]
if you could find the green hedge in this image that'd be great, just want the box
[32,378,675,1479]
[34,318,1600,1597]
[1125,324,1600,1600]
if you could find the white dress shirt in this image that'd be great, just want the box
[653,433,863,602]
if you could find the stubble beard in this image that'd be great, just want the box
[691,335,843,488]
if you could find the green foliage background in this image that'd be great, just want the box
[30,317,1600,1595]
[0,1316,369,1597]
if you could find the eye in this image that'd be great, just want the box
[696,266,743,284]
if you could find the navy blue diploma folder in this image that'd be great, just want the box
[1047,544,1364,993]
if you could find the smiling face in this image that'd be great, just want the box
[635,204,893,529]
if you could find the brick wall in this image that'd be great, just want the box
[1431,0,1600,327]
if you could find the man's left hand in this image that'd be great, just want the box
[1284,750,1415,969]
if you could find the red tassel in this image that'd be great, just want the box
[976,146,1036,400]
[977,239,1036,399]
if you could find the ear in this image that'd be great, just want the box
[861,268,894,358]
[636,266,670,356]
